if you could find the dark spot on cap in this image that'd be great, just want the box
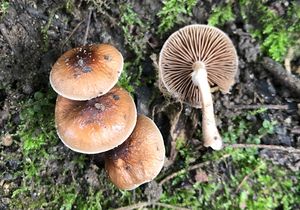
[214,136,218,140]
[113,94,120,100]
[68,46,96,71]
[82,66,92,73]
[104,55,112,61]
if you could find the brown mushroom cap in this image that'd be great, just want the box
[159,24,238,108]
[55,86,136,154]
[50,44,123,101]
[105,115,165,190]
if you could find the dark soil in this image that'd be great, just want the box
[0,0,300,209]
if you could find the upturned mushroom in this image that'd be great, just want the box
[159,24,238,150]
[55,86,137,154]
[50,44,123,100]
[105,115,165,190]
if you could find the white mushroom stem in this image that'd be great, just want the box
[191,61,222,150]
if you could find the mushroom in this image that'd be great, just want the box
[50,44,123,101]
[105,115,165,190]
[55,86,137,154]
[159,24,238,150]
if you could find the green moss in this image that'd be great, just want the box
[157,0,197,35]
[0,0,9,18]
[40,6,62,52]
[117,3,149,93]
[7,90,143,209]
[208,4,235,26]
[64,0,75,14]
[17,91,57,155]
[159,110,298,209]
[119,3,149,60]
[239,0,300,62]
[86,0,110,15]
[207,1,300,62]
[117,62,137,94]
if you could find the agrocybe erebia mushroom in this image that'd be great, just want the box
[55,86,137,154]
[105,115,165,190]
[50,44,137,154]
[50,44,124,101]
[159,24,238,150]
[49,43,165,190]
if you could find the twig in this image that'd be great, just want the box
[235,165,261,193]
[61,20,84,48]
[114,202,190,210]
[284,47,294,72]
[155,203,190,210]
[225,143,300,153]
[231,104,290,110]
[83,8,93,46]
[114,202,150,210]
[159,154,230,186]
[196,143,300,153]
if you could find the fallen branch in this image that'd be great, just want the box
[231,104,290,110]
[156,202,190,210]
[114,201,190,210]
[195,143,300,153]
[262,57,300,97]
[225,143,300,153]
[114,202,149,210]
[159,154,231,186]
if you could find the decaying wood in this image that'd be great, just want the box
[262,57,300,96]
[165,103,184,168]
[152,102,186,168]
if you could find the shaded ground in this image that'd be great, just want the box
[0,0,300,209]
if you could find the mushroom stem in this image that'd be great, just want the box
[191,61,222,150]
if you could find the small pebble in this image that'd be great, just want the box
[1,134,13,147]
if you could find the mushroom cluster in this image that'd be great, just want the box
[49,44,165,190]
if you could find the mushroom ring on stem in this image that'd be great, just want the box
[105,115,165,190]
[55,86,137,154]
[50,44,123,101]
[159,24,238,150]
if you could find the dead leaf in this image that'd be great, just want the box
[195,169,209,183]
